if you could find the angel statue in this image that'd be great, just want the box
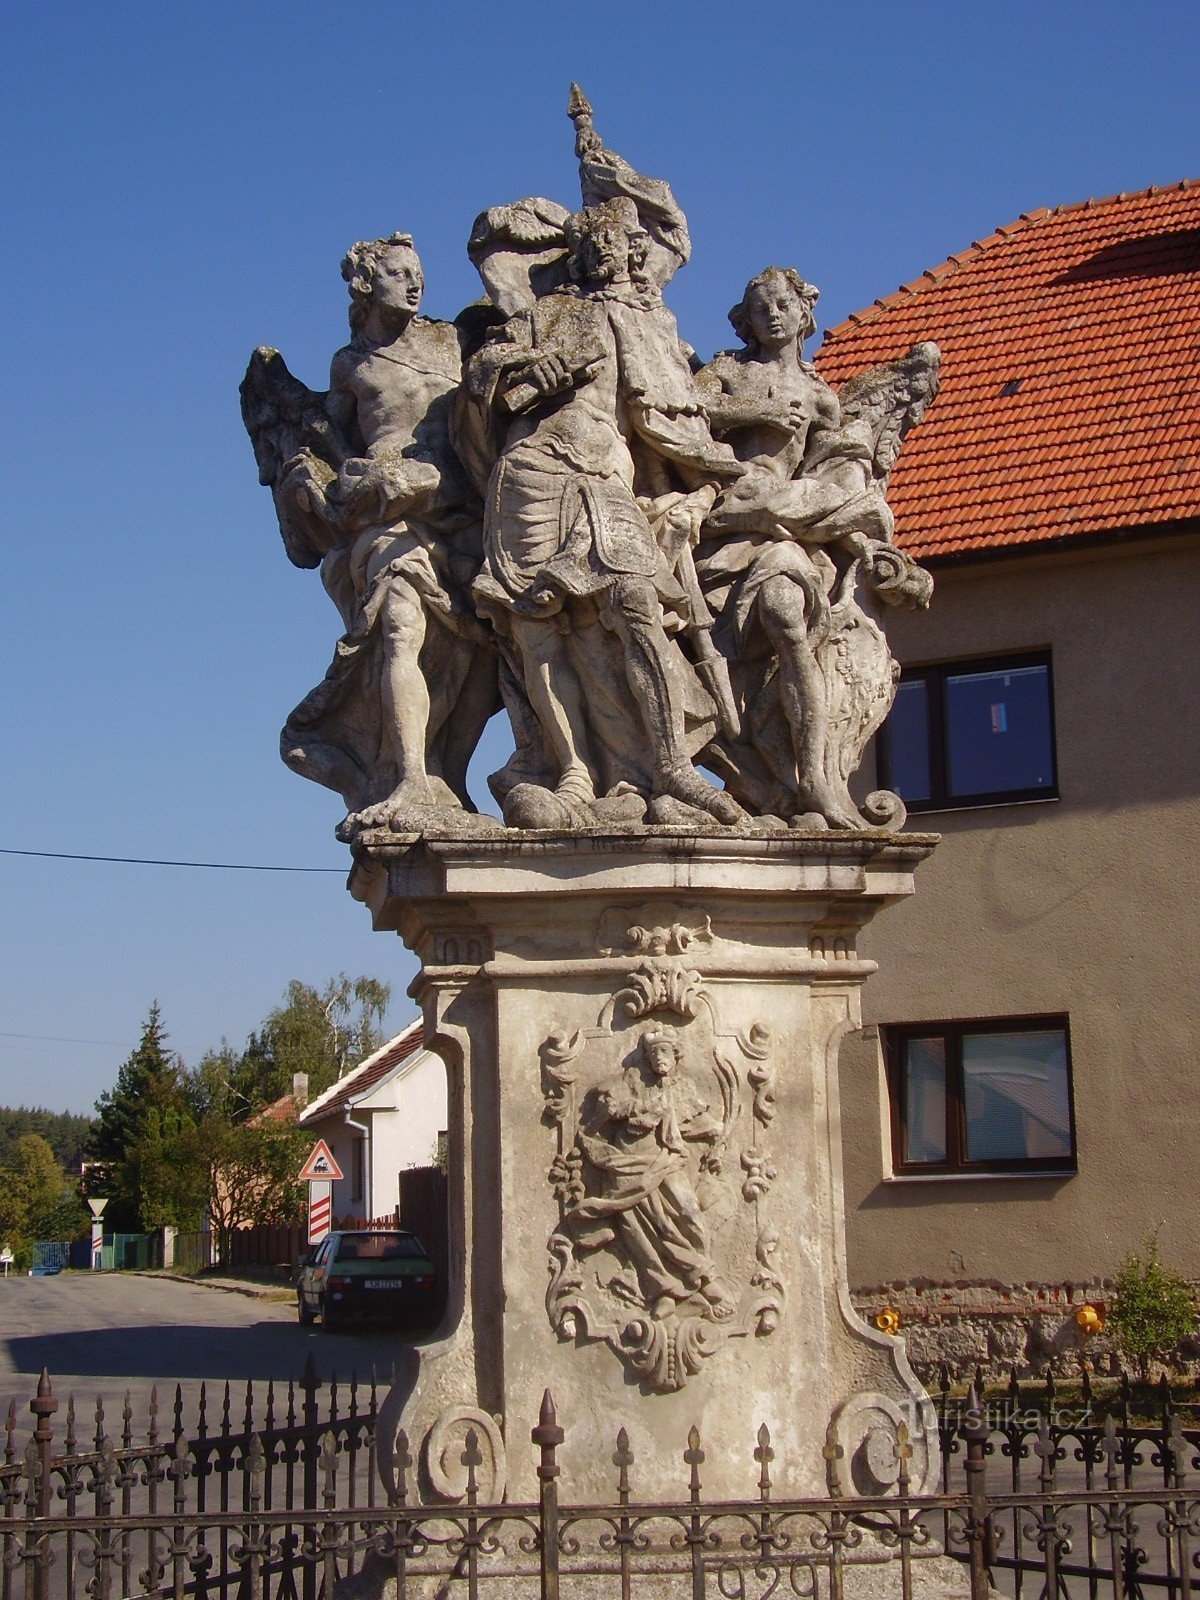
[241,232,499,838]
[694,265,940,828]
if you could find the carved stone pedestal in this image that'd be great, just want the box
[350,830,939,1508]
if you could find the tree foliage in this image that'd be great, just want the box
[86,1002,185,1230]
[1110,1234,1197,1379]
[82,976,390,1253]
[180,975,392,1122]
[205,1119,308,1262]
[256,975,391,1103]
[0,1134,88,1266]
[0,1108,94,1172]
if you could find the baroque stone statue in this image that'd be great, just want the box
[243,86,939,838]
[246,91,955,1532]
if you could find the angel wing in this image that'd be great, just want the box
[239,346,346,568]
[836,341,941,488]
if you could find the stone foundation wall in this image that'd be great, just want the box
[848,1278,1200,1383]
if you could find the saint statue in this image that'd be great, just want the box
[562,1027,735,1321]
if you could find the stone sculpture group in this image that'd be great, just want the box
[243,86,939,842]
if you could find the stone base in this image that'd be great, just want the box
[336,1543,979,1600]
[350,830,939,1508]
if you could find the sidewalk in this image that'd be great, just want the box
[134,1268,295,1304]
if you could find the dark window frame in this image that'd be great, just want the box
[884,1015,1077,1176]
[878,650,1059,812]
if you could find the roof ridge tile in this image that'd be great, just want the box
[822,179,1198,343]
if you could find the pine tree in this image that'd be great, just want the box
[87,1003,183,1229]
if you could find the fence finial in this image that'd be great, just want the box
[532,1390,564,1481]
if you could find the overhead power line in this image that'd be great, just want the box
[0,848,343,874]
[0,1031,126,1047]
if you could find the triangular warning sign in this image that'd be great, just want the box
[299,1139,344,1182]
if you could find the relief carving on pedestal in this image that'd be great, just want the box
[542,935,783,1392]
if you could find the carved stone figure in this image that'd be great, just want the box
[695,268,940,826]
[543,962,784,1394]
[466,195,745,829]
[246,88,941,842]
[241,234,498,837]
[566,1025,734,1320]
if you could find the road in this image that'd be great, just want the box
[0,1271,426,1439]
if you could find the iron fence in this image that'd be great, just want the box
[4,1368,1200,1600]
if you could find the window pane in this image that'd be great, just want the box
[902,1036,947,1162]
[945,663,1054,798]
[962,1029,1071,1162]
[885,678,932,802]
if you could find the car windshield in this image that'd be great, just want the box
[335,1232,425,1262]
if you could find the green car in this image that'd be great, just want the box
[296,1229,437,1330]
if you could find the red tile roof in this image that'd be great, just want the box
[299,1021,425,1124]
[815,179,1200,560]
[250,1090,306,1127]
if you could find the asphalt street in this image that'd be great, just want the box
[0,1271,423,1432]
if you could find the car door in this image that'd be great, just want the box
[300,1238,332,1311]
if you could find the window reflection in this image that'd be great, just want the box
[945,664,1054,798]
[963,1029,1072,1162]
[887,679,932,803]
[903,1036,947,1162]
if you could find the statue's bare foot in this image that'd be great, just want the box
[352,779,440,832]
[793,780,862,831]
[656,765,745,828]
[341,778,480,838]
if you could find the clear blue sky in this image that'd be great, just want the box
[1,1,1195,1113]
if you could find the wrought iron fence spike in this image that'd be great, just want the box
[683,1424,705,1500]
[824,1417,846,1496]
[1167,1412,1188,1487]
[614,1433,633,1491]
[753,1421,774,1501]
[302,1351,319,1394]
[532,1390,564,1476]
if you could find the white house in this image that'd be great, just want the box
[297,1022,447,1222]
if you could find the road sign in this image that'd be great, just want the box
[87,1198,108,1218]
[307,1180,332,1244]
[298,1139,343,1183]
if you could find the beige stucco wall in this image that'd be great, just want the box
[841,530,1200,1287]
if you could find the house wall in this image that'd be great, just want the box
[357,1050,448,1216]
[297,1123,362,1222]
[841,531,1200,1285]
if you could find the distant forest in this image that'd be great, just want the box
[0,1107,94,1171]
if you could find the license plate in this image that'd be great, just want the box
[365,1279,401,1290]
